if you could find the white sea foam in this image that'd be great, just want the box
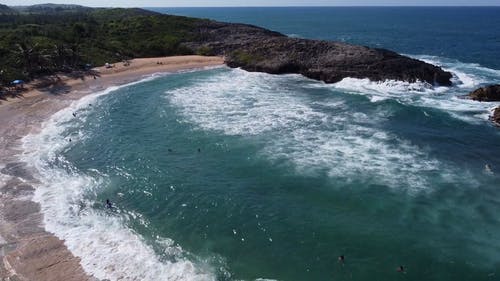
[166,68,467,191]
[328,55,500,124]
[414,54,500,81]
[21,77,217,281]
[266,127,444,190]
[169,69,324,136]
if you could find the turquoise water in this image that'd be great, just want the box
[23,8,500,281]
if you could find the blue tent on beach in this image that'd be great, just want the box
[11,79,24,85]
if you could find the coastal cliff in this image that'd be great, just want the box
[185,21,453,85]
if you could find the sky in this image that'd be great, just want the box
[2,0,500,7]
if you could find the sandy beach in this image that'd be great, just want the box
[0,55,224,281]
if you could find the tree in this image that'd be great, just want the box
[13,41,48,78]
[52,43,70,70]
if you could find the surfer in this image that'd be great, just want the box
[197,148,201,153]
[72,112,76,117]
[397,265,405,273]
[168,148,173,152]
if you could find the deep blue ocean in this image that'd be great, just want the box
[153,7,500,70]
[21,7,500,281]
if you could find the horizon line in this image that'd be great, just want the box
[142,5,500,7]
[8,4,500,8]
[144,5,500,8]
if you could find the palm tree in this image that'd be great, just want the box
[52,43,70,70]
[14,42,36,77]
[68,43,82,68]
[14,42,52,77]
[14,42,44,78]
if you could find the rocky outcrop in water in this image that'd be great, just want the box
[491,107,500,126]
[468,85,500,126]
[469,84,500,101]
[185,21,453,85]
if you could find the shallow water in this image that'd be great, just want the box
[22,7,500,281]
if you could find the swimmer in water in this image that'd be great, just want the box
[105,199,112,209]
[338,255,345,264]
[397,265,405,273]
[485,164,493,174]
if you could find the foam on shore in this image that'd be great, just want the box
[21,77,217,281]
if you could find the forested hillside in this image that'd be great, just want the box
[0,5,205,86]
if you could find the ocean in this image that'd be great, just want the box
[21,7,500,281]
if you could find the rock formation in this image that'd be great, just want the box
[491,107,500,126]
[185,21,453,85]
[469,84,500,101]
[468,85,500,126]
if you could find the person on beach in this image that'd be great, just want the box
[105,199,112,209]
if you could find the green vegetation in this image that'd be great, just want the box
[229,50,264,65]
[0,5,207,89]
[196,45,215,56]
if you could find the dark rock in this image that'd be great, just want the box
[185,21,453,85]
[491,107,500,126]
[469,84,500,102]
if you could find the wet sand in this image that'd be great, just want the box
[0,55,225,281]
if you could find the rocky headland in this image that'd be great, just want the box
[185,21,453,85]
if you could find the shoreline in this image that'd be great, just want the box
[0,55,224,281]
